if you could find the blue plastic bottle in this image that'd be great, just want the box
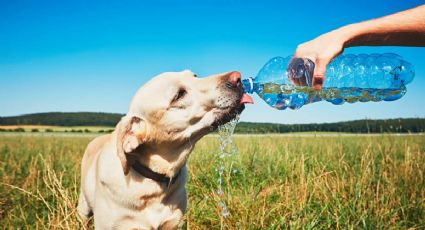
[242,53,415,110]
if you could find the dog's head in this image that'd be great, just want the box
[115,70,253,174]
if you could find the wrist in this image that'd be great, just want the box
[338,20,383,47]
[334,23,365,48]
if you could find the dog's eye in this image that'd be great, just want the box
[193,74,198,78]
[173,88,186,102]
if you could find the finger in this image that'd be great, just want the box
[312,59,327,90]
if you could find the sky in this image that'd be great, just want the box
[0,0,424,124]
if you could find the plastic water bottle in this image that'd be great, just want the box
[242,53,415,110]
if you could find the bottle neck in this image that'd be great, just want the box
[241,78,254,94]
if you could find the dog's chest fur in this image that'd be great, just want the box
[93,146,187,229]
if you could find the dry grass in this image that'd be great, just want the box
[1,134,424,229]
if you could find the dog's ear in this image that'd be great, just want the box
[116,115,146,175]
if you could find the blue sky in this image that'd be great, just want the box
[1,0,424,124]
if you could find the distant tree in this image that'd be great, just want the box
[0,112,123,126]
[31,129,39,132]
[1,112,424,134]
[45,129,54,132]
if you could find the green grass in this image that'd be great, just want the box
[1,134,424,229]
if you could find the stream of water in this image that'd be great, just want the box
[216,115,240,223]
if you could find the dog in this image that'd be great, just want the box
[77,70,253,229]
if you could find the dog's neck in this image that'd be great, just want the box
[130,142,194,178]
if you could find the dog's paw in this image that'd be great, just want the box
[123,135,140,153]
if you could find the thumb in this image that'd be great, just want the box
[312,59,328,90]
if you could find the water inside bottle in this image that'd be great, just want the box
[216,115,239,220]
[258,83,407,110]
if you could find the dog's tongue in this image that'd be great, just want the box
[240,93,254,104]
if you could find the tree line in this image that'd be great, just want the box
[0,112,424,133]
[0,112,124,126]
[235,118,425,133]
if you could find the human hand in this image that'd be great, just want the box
[292,29,347,90]
[291,4,425,90]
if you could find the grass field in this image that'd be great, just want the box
[1,133,424,229]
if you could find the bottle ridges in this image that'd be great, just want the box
[258,83,406,110]
[246,53,414,110]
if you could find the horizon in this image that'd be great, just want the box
[1,0,424,124]
[1,111,424,126]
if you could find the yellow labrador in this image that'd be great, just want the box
[77,70,253,229]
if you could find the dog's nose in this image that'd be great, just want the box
[228,71,241,87]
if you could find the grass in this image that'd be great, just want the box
[0,134,424,229]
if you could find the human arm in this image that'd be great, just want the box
[293,4,425,90]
